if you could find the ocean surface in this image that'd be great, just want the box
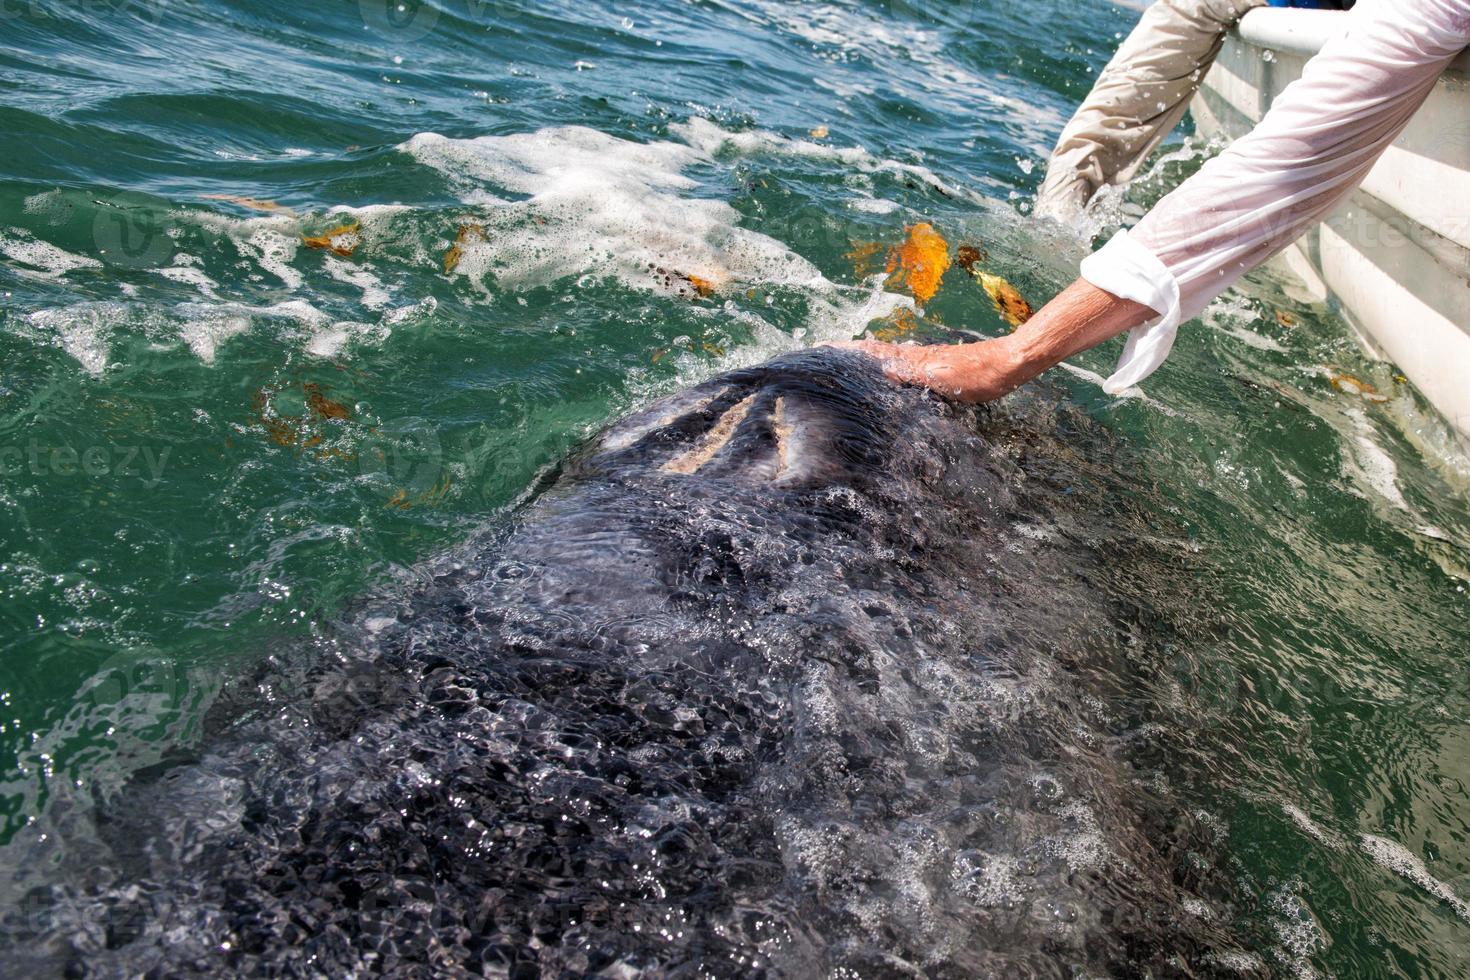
[2,0,1469,973]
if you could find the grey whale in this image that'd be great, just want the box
[2,348,1237,977]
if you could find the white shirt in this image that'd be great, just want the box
[1079,0,1470,394]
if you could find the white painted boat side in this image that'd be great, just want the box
[1191,8,1470,446]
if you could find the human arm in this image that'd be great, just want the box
[841,279,1153,402]
[858,0,1470,401]
[1036,0,1265,221]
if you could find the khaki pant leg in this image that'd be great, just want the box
[1034,0,1266,221]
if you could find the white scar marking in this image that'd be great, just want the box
[662,394,756,475]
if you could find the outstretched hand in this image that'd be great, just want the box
[832,278,1161,402]
[831,278,1158,403]
[827,336,1023,404]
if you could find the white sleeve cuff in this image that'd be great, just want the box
[1078,230,1183,394]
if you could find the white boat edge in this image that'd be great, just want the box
[1191,8,1470,452]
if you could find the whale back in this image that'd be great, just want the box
[2,350,1233,977]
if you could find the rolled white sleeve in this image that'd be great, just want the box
[1080,0,1470,394]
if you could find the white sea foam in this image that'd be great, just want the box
[0,228,102,279]
[1206,950,1269,974]
[324,255,392,310]
[176,298,386,361]
[1359,833,1470,922]
[23,303,122,375]
[1202,295,1288,353]
[306,320,390,359]
[307,324,352,358]
[18,122,927,376]
[673,117,984,204]
[402,126,838,301]
[951,849,1027,909]
[242,228,302,290]
[1353,434,1408,511]
[1267,884,1328,980]
[383,295,437,326]
[1337,406,1410,513]
[178,309,250,363]
[324,203,416,255]
[155,264,220,299]
[1281,803,1342,848]
[1040,799,1111,871]
[846,196,900,214]
[22,189,77,225]
[201,204,419,297]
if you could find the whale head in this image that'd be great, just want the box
[1,348,1235,978]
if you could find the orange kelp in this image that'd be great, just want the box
[869,307,922,342]
[443,222,485,273]
[302,221,362,257]
[885,222,950,305]
[1327,370,1390,403]
[956,242,1032,327]
[202,194,295,214]
[252,381,355,450]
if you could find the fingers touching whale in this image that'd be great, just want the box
[2,349,1235,977]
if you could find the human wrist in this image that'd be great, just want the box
[983,333,1034,393]
[926,336,1030,402]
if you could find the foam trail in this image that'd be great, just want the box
[1359,833,1470,922]
[401,126,836,298]
[0,228,102,279]
[1056,360,1182,417]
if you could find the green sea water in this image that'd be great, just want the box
[2,0,1469,973]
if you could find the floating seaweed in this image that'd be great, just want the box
[648,265,717,299]
[201,194,295,215]
[1327,370,1390,403]
[684,273,716,297]
[302,221,362,257]
[884,222,950,305]
[973,270,1033,327]
[252,381,356,450]
[869,307,922,342]
[845,239,885,279]
[956,241,1032,327]
[443,222,486,273]
[304,382,352,420]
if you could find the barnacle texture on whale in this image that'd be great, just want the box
[1,349,1233,976]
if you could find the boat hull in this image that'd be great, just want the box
[1192,8,1470,448]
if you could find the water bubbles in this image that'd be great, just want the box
[1044,898,1079,923]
